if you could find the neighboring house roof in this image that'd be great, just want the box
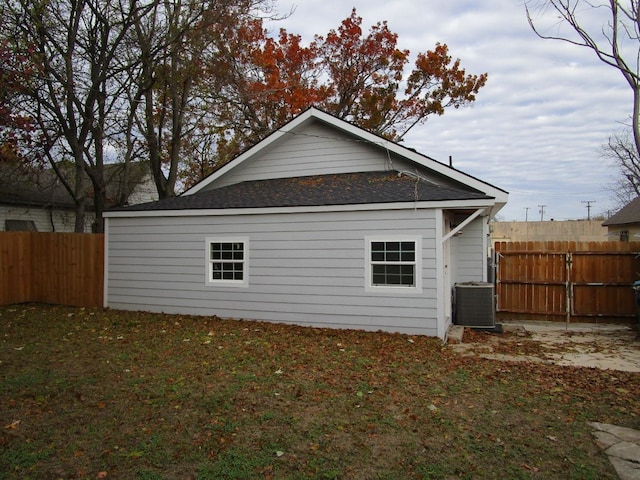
[112,171,493,212]
[0,166,75,209]
[0,162,155,209]
[602,197,640,227]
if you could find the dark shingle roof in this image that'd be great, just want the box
[113,171,493,212]
[0,162,152,209]
[603,197,640,226]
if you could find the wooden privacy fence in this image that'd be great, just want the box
[0,232,104,307]
[495,241,640,323]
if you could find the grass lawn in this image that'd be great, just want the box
[1,304,638,479]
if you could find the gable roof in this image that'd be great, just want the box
[185,107,508,205]
[603,197,640,226]
[0,162,154,209]
[0,165,74,209]
[110,171,493,212]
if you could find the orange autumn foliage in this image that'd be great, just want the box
[181,8,487,187]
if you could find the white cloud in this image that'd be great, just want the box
[274,0,633,220]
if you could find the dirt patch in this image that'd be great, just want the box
[452,322,640,372]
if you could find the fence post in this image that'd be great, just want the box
[565,252,572,325]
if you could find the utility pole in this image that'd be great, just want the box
[524,207,529,222]
[581,200,596,220]
[538,205,546,221]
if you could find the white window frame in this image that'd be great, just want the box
[205,237,249,287]
[364,236,422,293]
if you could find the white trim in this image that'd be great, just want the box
[105,199,496,218]
[364,235,422,294]
[103,218,110,308]
[482,217,490,283]
[441,208,485,243]
[435,209,446,339]
[205,237,250,288]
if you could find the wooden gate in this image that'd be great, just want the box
[495,241,640,323]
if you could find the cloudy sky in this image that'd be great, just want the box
[269,0,632,221]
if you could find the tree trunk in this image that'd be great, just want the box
[74,160,86,232]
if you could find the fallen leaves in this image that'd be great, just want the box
[1,304,638,479]
[4,420,20,429]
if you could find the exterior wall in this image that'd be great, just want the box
[0,204,92,232]
[106,208,441,336]
[491,220,609,243]
[605,225,640,242]
[452,216,486,284]
[126,174,158,205]
[208,121,432,190]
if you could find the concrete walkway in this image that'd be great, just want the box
[449,321,640,372]
[590,422,640,480]
[510,321,640,372]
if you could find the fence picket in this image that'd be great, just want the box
[0,232,104,307]
[495,241,640,323]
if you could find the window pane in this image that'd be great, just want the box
[372,265,385,285]
[386,241,400,251]
[401,242,415,261]
[212,262,222,279]
[386,264,401,275]
[372,242,384,251]
[386,242,400,261]
[371,242,384,261]
[400,265,415,285]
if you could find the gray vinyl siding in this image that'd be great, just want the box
[207,121,420,190]
[106,208,439,336]
[452,217,486,284]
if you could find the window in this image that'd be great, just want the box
[365,236,421,292]
[206,238,249,287]
[620,230,630,242]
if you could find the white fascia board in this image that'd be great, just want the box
[104,198,497,219]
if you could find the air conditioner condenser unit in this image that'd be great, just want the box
[454,282,495,328]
